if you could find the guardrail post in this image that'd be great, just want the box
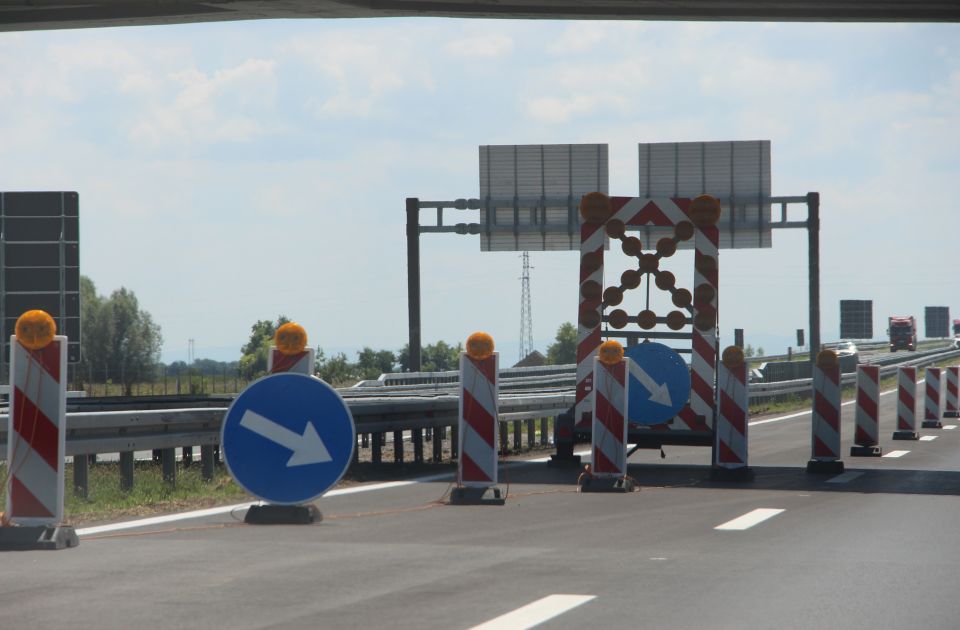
[73,455,89,499]
[413,428,424,463]
[393,430,404,463]
[161,448,177,486]
[451,424,459,459]
[120,451,135,490]
[499,421,508,454]
[513,420,521,450]
[372,433,383,464]
[182,446,193,468]
[527,419,535,449]
[361,433,369,449]
[540,418,548,445]
[432,429,442,462]
[200,445,214,481]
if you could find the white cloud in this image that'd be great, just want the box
[444,33,514,58]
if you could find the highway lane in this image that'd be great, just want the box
[2,382,959,629]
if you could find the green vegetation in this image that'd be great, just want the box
[0,461,249,526]
[546,322,577,364]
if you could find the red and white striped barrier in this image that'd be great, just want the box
[591,356,630,478]
[268,347,316,375]
[713,348,752,480]
[807,354,844,474]
[893,367,919,440]
[457,351,499,488]
[574,196,715,433]
[922,367,943,429]
[5,335,67,526]
[851,365,882,456]
[944,366,959,418]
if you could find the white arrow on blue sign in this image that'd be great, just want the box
[623,342,691,425]
[222,373,355,505]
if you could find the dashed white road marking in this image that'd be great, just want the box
[883,450,910,458]
[920,435,938,442]
[944,425,957,430]
[715,508,784,531]
[469,595,596,630]
[826,471,864,484]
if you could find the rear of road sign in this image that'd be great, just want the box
[222,373,355,505]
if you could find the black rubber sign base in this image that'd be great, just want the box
[0,525,79,551]
[244,504,322,525]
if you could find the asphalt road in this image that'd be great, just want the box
[3,382,960,630]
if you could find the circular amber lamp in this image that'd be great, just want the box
[690,194,722,227]
[816,349,839,369]
[16,310,56,350]
[466,332,495,360]
[722,346,745,368]
[598,340,624,365]
[580,192,613,224]
[275,322,308,356]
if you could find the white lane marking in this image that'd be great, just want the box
[469,594,596,630]
[920,435,938,442]
[826,471,863,484]
[945,425,957,430]
[883,450,910,458]
[77,451,595,537]
[749,382,903,427]
[714,508,784,531]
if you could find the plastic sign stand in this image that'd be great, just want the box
[581,356,636,493]
[221,373,355,525]
[850,365,882,457]
[892,367,920,441]
[1,335,78,551]
[711,354,754,482]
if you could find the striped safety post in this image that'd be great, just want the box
[922,368,943,429]
[944,366,959,419]
[850,365,882,456]
[712,346,753,481]
[893,367,920,440]
[1,310,77,550]
[268,322,315,375]
[807,350,844,474]
[582,341,635,492]
[452,332,504,505]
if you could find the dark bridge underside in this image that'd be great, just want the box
[1,0,958,32]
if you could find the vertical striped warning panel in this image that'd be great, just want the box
[715,358,748,469]
[458,352,499,487]
[690,224,719,431]
[894,367,919,439]
[591,356,629,477]
[923,368,943,429]
[574,218,606,429]
[811,361,842,462]
[853,365,880,448]
[5,336,67,526]
[268,347,316,375]
[945,367,959,418]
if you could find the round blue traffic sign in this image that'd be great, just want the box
[221,373,355,505]
[623,342,691,425]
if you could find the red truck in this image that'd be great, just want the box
[888,316,917,352]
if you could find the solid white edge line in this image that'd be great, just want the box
[883,450,910,458]
[715,508,784,531]
[468,594,596,630]
[749,381,903,427]
[77,451,595,537]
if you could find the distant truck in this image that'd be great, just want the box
[953,319,960,336]
[888,316,917,352]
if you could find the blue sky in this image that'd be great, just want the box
[1,19,957,364]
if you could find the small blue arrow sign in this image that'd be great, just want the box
[221,373,355,505]
[623,342,691,425]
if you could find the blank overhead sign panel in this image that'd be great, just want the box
[925,306,950,338]
[840,299,873,340]
[479,144,608,251]
[0,192,80,363]
[638,140,772,249]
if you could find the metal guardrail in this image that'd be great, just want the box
[1,349,957,461]
[0,391,574,460]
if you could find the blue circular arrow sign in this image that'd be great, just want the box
[221,373,355,505]
[623,342,691,425]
